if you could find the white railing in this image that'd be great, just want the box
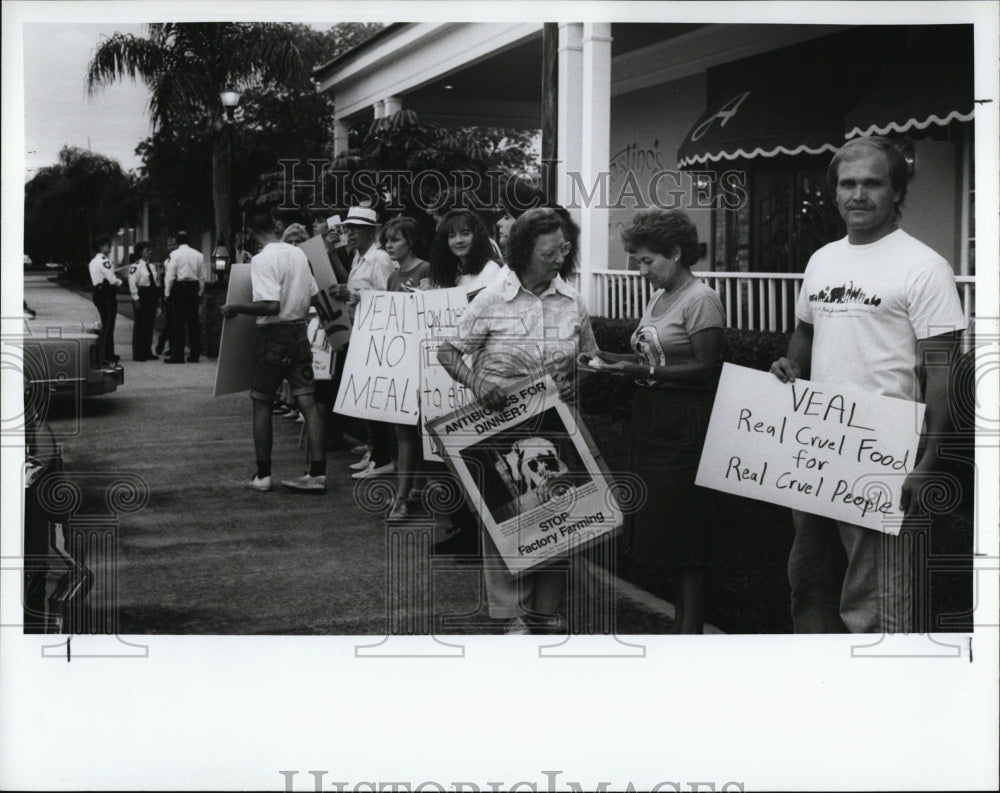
[593,270,977,336]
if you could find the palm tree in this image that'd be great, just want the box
[87,23,305,255]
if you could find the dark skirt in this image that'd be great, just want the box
[628,387,716,568]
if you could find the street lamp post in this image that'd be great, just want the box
[219,90,241,279]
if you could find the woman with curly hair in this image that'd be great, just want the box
[437,207,599,634]
[588,208,725,634]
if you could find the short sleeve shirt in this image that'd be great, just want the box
[452,268,598,393]
[347,243,395,294]
[796,229,966,400]
[387,259,431,292]
[89,253,119,287]
[630,278,726,390]
[251,242,319,325]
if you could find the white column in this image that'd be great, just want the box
[557,24,583,213]
[383,95,403,116]
[579,22,612,314]
[333,118,350,156]
[373,99,386,120]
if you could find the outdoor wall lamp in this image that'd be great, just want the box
[213,244,230,272]
[219,89,241,121]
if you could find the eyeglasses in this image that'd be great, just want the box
[538,241,572,263]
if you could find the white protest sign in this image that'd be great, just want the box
[695,363,925,534]
[333,290,422,424]
[418,286,476,461]
[299,235,351,351]
[426,376,623,574]
[213,263,257,397]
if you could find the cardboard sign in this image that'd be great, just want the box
[299,235,351,351]
[426,376,623,574]
[333,291,422,424]
[695,364,925,534]
[213,263,257,397]
[418,286,477,461]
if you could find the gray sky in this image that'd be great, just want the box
[23,23,153,176]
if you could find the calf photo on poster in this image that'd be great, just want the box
[427,376,622,574]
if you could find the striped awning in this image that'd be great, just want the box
[676,33,872,169]
[845,25,974,139]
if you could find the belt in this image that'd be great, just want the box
[177,279,198,283]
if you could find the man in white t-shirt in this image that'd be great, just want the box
[771,136,966,634]
[221,214,327,493]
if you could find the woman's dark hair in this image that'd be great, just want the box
[380,216,425,259]
[428,209,493,286]
[134,240,152,258]
[620,209,701,268]
[826,135,909,218]
[92,235,112,252]
[506,207,567,275]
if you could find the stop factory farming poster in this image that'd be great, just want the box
[426,375,623,574]
[696,363,925,534]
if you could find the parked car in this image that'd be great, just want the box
[23,412,92,633]
[21,332,124,399]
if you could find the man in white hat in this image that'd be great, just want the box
[332,205,397,480]
[335,206,394,305]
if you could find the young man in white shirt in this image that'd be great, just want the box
[221,213,327,493]
[771,136,966,634]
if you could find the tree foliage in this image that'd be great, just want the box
[24,146,137,268]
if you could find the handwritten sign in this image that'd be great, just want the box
[427,376,622,574]
[418,286,475,461]
[213,263,257,397]
[334,291,422,424]
[695,364,925,534]
[299,236,351,351]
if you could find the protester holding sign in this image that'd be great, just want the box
[586,209,725,634]
[381,216,431,519]
[330,206,398,481]
[770,136,966,634]
[437,207,598,635]
[425,209,505,554]
[220,210,328,494]
[426,209,503,293]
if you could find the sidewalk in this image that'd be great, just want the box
[22,275,714,635]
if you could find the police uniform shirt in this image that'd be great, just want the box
[128,258,158,301]
[164,244,205,297]
[89,253,121,287]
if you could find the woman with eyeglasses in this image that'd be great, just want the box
[586,209,725,633]
[437,207,598,634]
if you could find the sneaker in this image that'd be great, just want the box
[350,444,368,456]
[504,616,532,636]
[281,473,327,493]
[348,451,372,471]
[351,461,396,480]
[295,413,305,423]
[246,474,272,492]
[282,410,300,420]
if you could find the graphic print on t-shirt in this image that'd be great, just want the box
[809,280,882,307]
[632,326,664,366]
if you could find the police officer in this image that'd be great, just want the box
[128,241,159,361]
[163,230,207,363]
[88,235,121,365]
